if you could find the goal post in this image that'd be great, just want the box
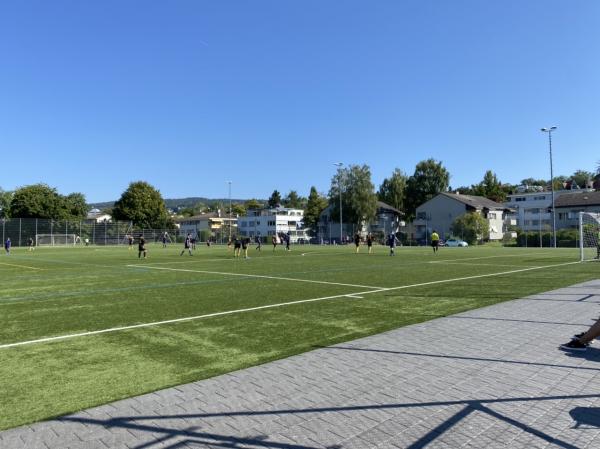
[35,234,78,246]
[579,212,600,262]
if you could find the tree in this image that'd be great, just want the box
[303,186,328,235]
[405,159,450,220]
[112,181,170,228]
[283,190,304,209]
[520,178,547,187]
[377,168,407,211]
[571,170,594,188]
[328,164,377,226]
[10,184,65,219]
[245,199,262,210]
[268,190,282,208]
[62,193,88,219]
[451,212,489,245]
[472,170,506,202]
[0,188,13,218]
[231,203,246,217]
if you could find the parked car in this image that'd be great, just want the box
[445,238,468,247]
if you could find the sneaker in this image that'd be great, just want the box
[560,340,588,351]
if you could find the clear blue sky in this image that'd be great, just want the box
[1,1,598,204]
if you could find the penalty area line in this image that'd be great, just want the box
[0,261,43,270]
[0,260,579,350]
[126,264,385,290]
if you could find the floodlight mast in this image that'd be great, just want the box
[540,126,558,248]
[227,181,232,241]
[334,162,343,244]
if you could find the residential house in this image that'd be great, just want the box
[554,191,600,229]
[237,207,310,243]
[504,190,592,232]
[317,201,403,243]
[177,211,236,238]
[86,208,112,223]
[413,193,511,242]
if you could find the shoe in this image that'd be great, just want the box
[560,340,588,351]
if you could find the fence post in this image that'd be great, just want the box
[92,221,95,244]
[104,221,107,245]
[19,218,22,247]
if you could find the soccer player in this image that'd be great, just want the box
[387,233,399,256]
[242,237,250,259]
[180,233,193,256]
[233,236,242,258]
[354,233,361,253]
[272,235,278,252]
[27,237,35,252]
[561,318,600,351]
[128,234,134,250]
[285,232,291,251]
[162,232,168,248]
[431,230,440,253]
[4,237,11,255]
[138,235,147,259]
[255,235,262,251]
[366,233,373,254]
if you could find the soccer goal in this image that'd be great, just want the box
[36,234,78,246]
[579,212,600,261]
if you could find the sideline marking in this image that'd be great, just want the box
[126,265,384,290]
[0,260,580,349]
[0,261,42,270]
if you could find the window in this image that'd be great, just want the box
[533,196,546,200]
[416,212,427,219]
[488,212,497,219]
[268,220,275,226]
[515,197,526,202]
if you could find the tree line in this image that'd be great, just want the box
[1,162,598,232]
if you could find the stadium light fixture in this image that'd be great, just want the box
[333,163,343,243]
[540,126,558,248]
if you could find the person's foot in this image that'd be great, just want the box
[560,339,588,351]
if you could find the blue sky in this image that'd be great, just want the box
[0,1,598,204]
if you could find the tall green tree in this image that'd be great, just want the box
[283,190,306,208]
[10,184,66,219]
[377,168,407,211]
[451,212,489,245]
[245,199,262,210]
[303,186,328,234]
[62,193,88,219]
[571,170,594,188]
[329,164,377,226]
[0,188,13,218]
[405,159,450,220]
[472,170,506,202]
[267,190,282,208]
[112,181,170,228]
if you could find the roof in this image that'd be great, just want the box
[554,191,600,208]
[175,212,222,222]
[376,201,403,215]
[440,192,507,210]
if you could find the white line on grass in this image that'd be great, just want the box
[0,261,42,270]
[0,260,580,350]
[127,265,385,289]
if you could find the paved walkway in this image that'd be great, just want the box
[3,280,600,449]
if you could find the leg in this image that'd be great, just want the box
[578,319,600,344]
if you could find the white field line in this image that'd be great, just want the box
[137,251,330,266]
[427,253,548,263]
[127,265,384,290]
[0,261,43,270]
[428,261,519,268]
[0,260,580,350]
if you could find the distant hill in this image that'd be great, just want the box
[89,197,264,212]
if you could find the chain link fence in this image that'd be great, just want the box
[0,218,181,246]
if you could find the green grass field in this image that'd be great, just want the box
[1,242,598,430]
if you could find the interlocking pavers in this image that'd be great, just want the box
[4,280,600,448]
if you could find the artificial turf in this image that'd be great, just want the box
[0,243,597,429]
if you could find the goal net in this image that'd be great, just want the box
[36,234,78,246]
[580,212,600,261]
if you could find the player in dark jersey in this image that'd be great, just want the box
[233,236,242,258]
[242,237,250,259]
[138,235,147,259]
[366,233,373,254]
[128,234,134,250]
[180,233,193,256]
[354,233,361,253]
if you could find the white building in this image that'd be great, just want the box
[237,207,310,243]
[504,190,593,232]
[86,208,112,223]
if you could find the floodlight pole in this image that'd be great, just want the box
[541,126,557,248]
[227,181,232,241]
[334,162,343,244]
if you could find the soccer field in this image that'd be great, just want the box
[1,243,598,430]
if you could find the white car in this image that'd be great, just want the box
[445,238,468,247]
